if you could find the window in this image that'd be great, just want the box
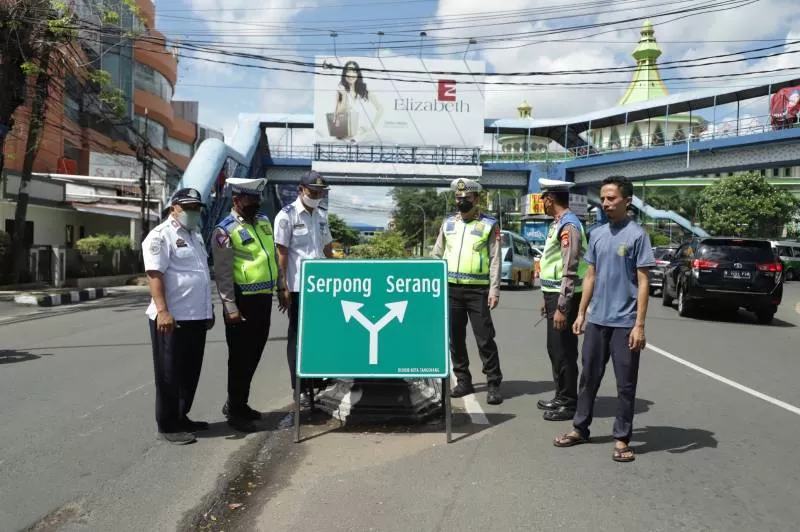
[167,137,193,157]
[133,62,173,101]
[63,141,81,162]
[64,76,82,123]
[134,114,165,149]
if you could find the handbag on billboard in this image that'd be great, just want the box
[326,111,358,139]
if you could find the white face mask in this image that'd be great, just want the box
[302,194,322,208]
[176,210,201,229]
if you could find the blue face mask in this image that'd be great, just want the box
[177,210,201,229]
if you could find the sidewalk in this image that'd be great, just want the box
[0,276,149,307]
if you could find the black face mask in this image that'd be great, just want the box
[456,199,474,213]
[239,203,258,220]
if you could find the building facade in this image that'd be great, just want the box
[1,0,220,271]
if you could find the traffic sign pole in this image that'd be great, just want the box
[294,259,451,443]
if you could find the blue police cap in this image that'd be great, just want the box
[300,170,329,190]
[171,187,203,205]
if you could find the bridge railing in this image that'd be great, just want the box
[264,113,797,165]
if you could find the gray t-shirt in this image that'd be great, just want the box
[585,218,655,328]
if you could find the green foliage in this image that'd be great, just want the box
[349,230,409,259]
[327,213,360,247]
[48,1,78,38]
[88,69,127,118]
[698,172,800,237]
[391,188,451,247]
[75,234,131,254]
[639,186,701,222]
[648,230,672,247]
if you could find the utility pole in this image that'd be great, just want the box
[136,108,152,245]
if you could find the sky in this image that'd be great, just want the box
[154,0,800,226]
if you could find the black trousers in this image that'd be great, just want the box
[449,284,502,387]
[149,319,208,433]
[224,293,272,416]
[573,322,641,443]
[286,291,316,392]
[543,292,580,405]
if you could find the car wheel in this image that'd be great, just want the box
[755,309,775,324]
[677,284,692,317]
[662,281,674,306]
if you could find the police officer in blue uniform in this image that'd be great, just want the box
[143,187,214,445]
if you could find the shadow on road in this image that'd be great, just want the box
[18,336,289,351]
[194,410,295,441]
[593,396,654,418]
[592,425,718,455]
[0,349,51,364]
[473,380,553,399]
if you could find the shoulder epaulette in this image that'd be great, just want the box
[480,214,497,224]
[255,212,270,220]
[281,204,295,213]
[217,214,237,232]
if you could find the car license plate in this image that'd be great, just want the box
[723,270,751,280]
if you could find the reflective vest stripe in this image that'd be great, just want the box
[238,280,277,292]
[540,278,584,289]
[448,272,489,281]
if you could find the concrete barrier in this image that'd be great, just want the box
[14,288,109,307]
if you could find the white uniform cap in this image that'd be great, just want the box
[538,178,575,192]
[227,177,266,197]
[450,178,482,194]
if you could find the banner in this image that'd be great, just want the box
[523,222,549,243]
[313,56,486,148]
[525,193,545,215]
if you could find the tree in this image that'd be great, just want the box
[1,0,133,282]
[391,187,451,250]
[698,172,800,237]
[349,230,408,259]
[327,213,360,248]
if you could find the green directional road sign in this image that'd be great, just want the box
[297,259,449,379]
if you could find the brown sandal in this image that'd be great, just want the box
[612,445,635,462]
[553,431,590,447]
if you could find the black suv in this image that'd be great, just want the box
[662,237,784,323]
[649,246,679,295]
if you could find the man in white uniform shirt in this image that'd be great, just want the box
[143,187,215,445]
[274,171,334,407]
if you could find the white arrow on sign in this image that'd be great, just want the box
[341,300,408,365]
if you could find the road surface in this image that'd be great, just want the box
[1,284,799,531]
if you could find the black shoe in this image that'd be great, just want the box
[450,382,475,398]
[223,401,261,420]
[227,418,259,433]
[543,406,576,421]
[158,431,196,445]
[537,397,564,411]
[182,417,210,431]
[243,405,263,420]
[486,386,503,405]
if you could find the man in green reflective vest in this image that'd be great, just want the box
[536,178,589,421]
[211,177,279,433]
[432,178,503,405]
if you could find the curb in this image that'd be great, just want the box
[14,288,109,307]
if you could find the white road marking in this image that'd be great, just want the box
[450,376,490,425]
[647,343,800,417]
[114,382,150,401]
[79,426,102,437]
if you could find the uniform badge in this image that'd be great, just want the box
[259,222,272,235]
[617,243,627,256]
[319,221,326,233]
[293,223,305,229]
[279,218,289,230]
[215,233,230,247]
[474,222,485,233]
[239,228,254,244]
[170,219,180,229]
[176,239,188,248]
[445,221,455,233]
[149,239,161,255]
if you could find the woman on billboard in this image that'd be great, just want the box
[327,60,383,143]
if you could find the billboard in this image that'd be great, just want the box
[313,56,486,148]
[523,221,549,243]
[770,86,800,130]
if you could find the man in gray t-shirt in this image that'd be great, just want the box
[553,176,655,463]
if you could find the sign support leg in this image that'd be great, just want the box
[294,375,301,443]
[443,377,452,443]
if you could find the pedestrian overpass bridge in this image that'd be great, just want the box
[177,74,800,245]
